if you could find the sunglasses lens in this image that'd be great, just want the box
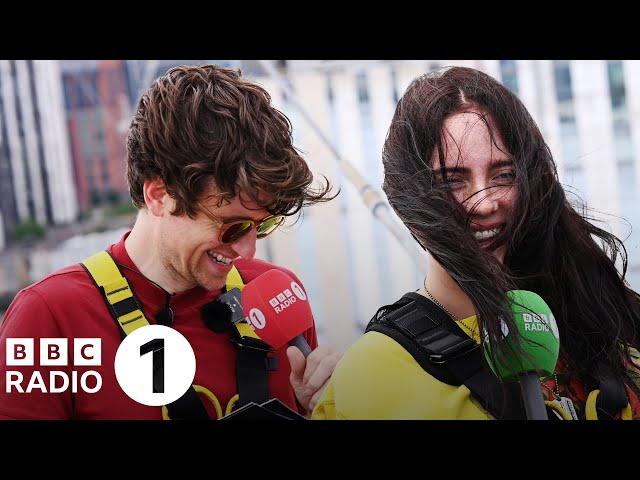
[256,216,284,238]
[220,221,254,244]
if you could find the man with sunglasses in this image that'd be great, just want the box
[0,65,341,419]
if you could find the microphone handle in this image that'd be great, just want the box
[519,372,549,420]
[288,336,312,358]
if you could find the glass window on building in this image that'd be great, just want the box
[613,118,634,164]
[607,60,627,112]
[356,72,370,104]
[390,67,399,104]
[618,163,640,290]
[553,60,583,182]
[499,60,519,96]
[76,73,92,109]
[559,119,581,169]
[79,111,91,154]
[607,60,634,164]
[326,73,334,104]
[553,60,573,103]
[62,75,75,111]
[101,156,110,185]
[563,166,588,210]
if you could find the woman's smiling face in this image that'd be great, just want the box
[432,108,517,264]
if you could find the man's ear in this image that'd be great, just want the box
[143,178,170,217]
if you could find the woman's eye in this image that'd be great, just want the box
[494,171,515,182]
[444,177,465,187]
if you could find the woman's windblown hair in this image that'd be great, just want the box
[382,66,640,391]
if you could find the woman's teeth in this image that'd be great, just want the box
[474,227,501,241]
[208,251,232,265]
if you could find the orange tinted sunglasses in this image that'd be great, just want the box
[197,204,285,244]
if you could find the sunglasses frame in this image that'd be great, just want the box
[196,203,285,244]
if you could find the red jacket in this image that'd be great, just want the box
[0,232,317,419]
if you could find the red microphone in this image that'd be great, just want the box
[241,270,314,357]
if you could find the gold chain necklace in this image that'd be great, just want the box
[423,286,456,320]
[422,279,476,334]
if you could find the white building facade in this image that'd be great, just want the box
[0,60,77,249]
[246,60,640,349]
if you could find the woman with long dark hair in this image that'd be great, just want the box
[312,66,640,419]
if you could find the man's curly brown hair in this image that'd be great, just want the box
[126,64,334,217]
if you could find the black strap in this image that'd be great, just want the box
[595,362,629,420]
[202,281,276,410]
[165,386,210,420]
[170,272,276,416]
[233,336,273,408]
[366,292,526,420]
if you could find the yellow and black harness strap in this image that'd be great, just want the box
[585,389,633,420]
[225,265,261,341]
[82,250,272,418]
[82,250,150,336]
[82,251,210,419]
[224,264,275,409]
[584,362,634,420]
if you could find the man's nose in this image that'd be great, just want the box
[229,227,257,260]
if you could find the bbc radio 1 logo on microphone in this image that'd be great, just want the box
[268,281,306,313]
[248,308,267,330]
[523,313,559,338]
[5,338,102,394]
[248,281,307,330]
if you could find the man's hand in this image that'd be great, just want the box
[287,345,342,414]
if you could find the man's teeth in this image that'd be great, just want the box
[208,252,232,265]
[474,228,501,241]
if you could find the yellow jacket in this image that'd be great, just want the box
[312,315,493,420]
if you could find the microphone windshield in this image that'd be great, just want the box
[241,269,314,349]
[483,290,560,382]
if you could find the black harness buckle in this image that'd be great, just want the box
[100,285,143,320]
[231,334,273,353]
[419,331,479,365]
[383,294,479,365]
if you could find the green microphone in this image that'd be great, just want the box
[483,290,560,420]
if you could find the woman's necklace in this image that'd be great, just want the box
[422,278,476,334]
[424,289,456,319]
